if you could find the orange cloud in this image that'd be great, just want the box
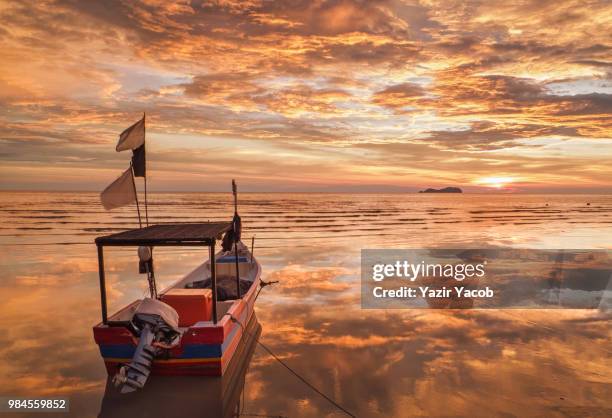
[0,0,610,192]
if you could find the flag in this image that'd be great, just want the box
[116,116,145,152]
[100,167,137,210]
[131,143,146,177]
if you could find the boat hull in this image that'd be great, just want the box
[93,263,260,377]
[98,315,262,418]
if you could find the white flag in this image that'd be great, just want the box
[100,167,136,210]
[116,116,145,152]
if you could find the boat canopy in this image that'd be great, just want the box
[95,222,232,246]
[95,222,233,325]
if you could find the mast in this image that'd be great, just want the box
[233,179,241,298]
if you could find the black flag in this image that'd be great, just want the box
[131,143,146,177]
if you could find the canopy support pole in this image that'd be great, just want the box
[210,241,218,324]
[97,244,108,324]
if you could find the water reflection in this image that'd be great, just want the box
[0,193,611,417]
[99,316,262,418]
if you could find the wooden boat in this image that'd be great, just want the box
[96,117,262,389]
[93,221,261,384]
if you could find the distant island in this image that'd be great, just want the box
[419,187,463,193]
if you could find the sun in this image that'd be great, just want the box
[474,177,515,189]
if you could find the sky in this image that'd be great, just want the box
[0,0,611,193]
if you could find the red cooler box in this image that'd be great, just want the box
[160,288,212,326]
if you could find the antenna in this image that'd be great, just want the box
[232,179,238,215]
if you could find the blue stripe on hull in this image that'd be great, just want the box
[99,310,245,359]
[99,343,222,359]
[217,256,248,263]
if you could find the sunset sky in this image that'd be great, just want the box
[0,0,611,192]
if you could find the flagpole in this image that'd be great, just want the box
[142,112,149,226]
[143,113,149,226]
[144,175,148,226]
[130,162,143,228]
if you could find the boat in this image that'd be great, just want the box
[99,313,262,417]
[93,116,263,392]
[93,214,262,390]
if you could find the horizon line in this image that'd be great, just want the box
[1,189,610,195]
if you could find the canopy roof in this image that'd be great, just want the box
[95,222,232,246]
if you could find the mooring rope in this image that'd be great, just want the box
[228,289,357,418]
[253,337,356,417]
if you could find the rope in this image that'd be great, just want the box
[228,307,356,418]
[254,339,356,417]
[254,280,278,302]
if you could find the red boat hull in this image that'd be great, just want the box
[93,274,259,377]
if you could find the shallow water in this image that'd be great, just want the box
[0,192,611,417]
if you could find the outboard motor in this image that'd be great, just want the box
[113,298,181,393]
